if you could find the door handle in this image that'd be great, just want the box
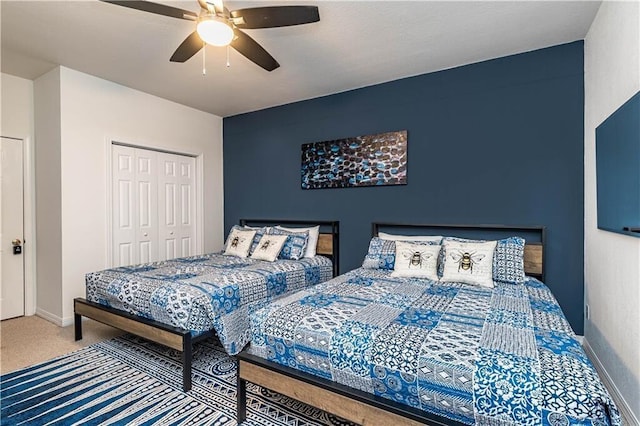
[12,239,22,255]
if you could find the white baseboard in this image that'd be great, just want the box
[35,308,75,327]
[36,308,63,326]
[583,339,639,426]
[61,316,74,327]
[575,334,584,345]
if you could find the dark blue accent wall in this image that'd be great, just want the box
[223,41,585,334]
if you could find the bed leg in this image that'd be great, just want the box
[237,366,247,424]
[182,334,192,392]
[74,313,83,341]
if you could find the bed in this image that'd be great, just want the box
[74,219,339,391]
[237,223,620,426]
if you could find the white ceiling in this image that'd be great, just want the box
[1,0,601,117]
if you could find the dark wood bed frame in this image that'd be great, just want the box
[237,223,545,426]
[74,219,339,391]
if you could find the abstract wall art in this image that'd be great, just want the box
[301,130,407,189]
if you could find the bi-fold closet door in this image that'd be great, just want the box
[112,144,196,267]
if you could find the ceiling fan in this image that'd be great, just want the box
[100,0,320,71]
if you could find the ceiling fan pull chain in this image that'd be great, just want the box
[226,45,230,68]
[202,43,207,76]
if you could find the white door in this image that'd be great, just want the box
[135,149,159,263]
[112,145,136,266]
[1,137,25,320]
[158,153,196,260]
[112,145,196,267]
[112,145,159,266]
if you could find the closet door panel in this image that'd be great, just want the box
[112,145,137,267]
[158,153,196,260]
[135,149,158,263]
[178,156,197,257]
[158,153,178,261]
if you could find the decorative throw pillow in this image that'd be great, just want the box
[269,228,309,260]
[441,240,497,288]
[492,237,526,284]
[362,237,397,270]
[244,225,271,255]
[276,225,320,258]
[249,234,287,262]
[391,241,440,280]
[438,236,526,284]
[223,228,256,258]
[362,237,438,270]
[378,232,442,244]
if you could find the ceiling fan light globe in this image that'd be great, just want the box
[197,18,234,46]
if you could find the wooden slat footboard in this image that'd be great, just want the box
[237,352,463,426]
[74,298,215,391]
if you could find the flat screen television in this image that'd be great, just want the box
[596,91,640,237]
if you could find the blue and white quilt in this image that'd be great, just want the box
[249,268,620,425]
[85,253,333,355]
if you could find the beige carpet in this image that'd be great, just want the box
[0,315,124,374]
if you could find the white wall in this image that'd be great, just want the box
[34,66,224,325]
[34,68,63,322]
[2,73,34,139]
[584,1,640,423]
[1,73,37,316]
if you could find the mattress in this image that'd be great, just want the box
[85,253,333,354]
[248,268,620,425]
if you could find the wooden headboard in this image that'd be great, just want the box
[239,219,340,277]
[372,222,545,280]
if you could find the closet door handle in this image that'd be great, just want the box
[170,231,174,235]
[143,233,148,237]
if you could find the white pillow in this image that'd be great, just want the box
[391,241,440,280]
[378,232,442,243]
[276,225,320,258]
[441,240,497,288]
[244,225,272,232]
[223,228,256,258]
[250,234,287,262]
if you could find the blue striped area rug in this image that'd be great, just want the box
[1,334,353,425]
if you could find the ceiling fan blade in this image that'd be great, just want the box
[170,32,204,63]
[230,29,279,71]
[100,0,197,20]
[230,6,319,29]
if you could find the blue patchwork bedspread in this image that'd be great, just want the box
[248,268,620,425]
[85,253,333,354]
